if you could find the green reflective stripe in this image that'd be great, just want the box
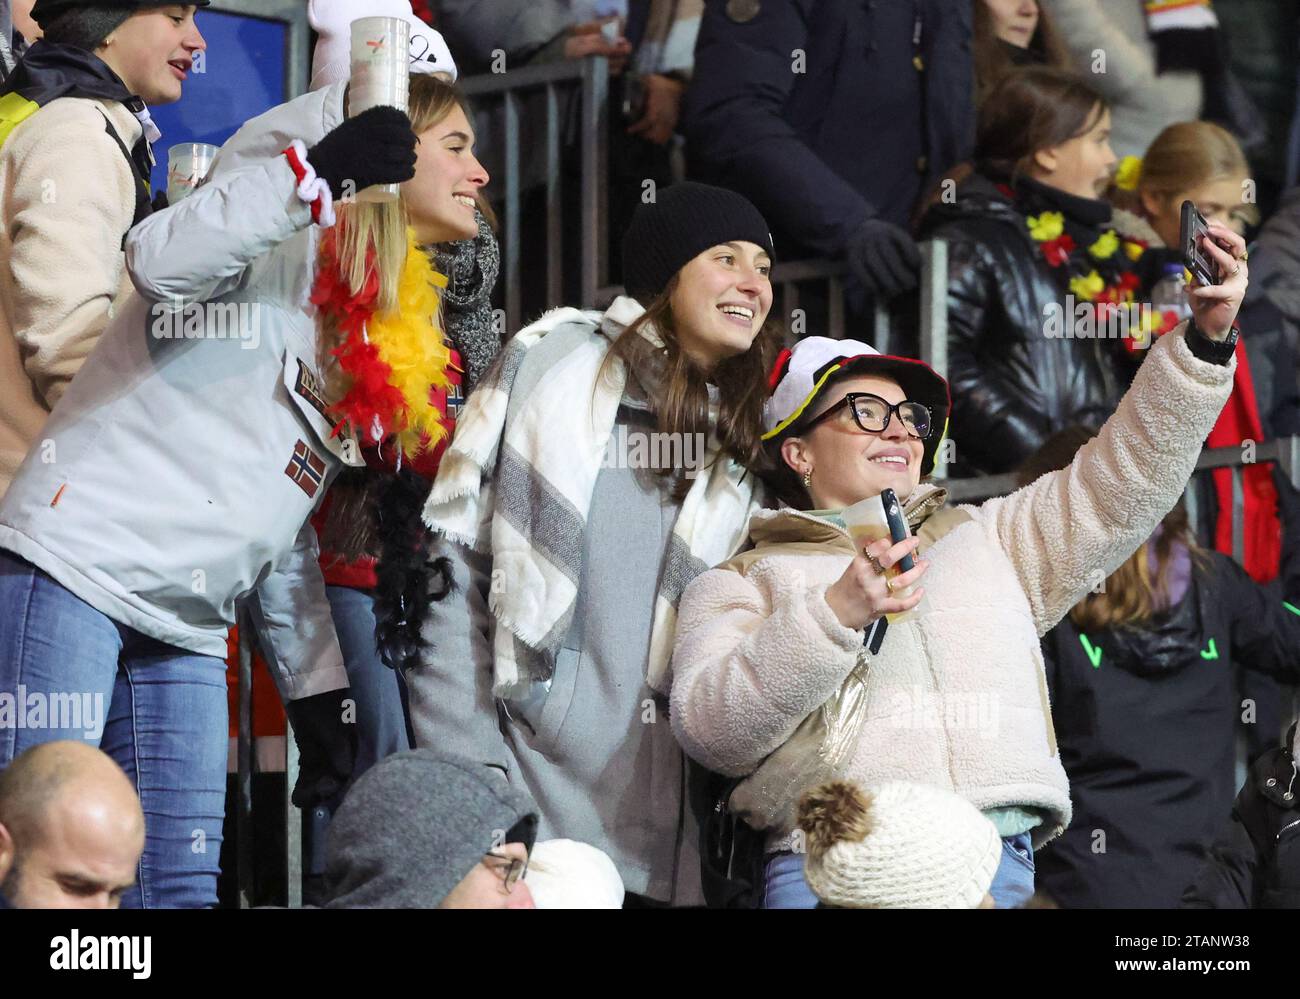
[0,92,40,149]
[1284,600,1300,618]
[1079,633,1103,668]
[1199,637,1219,660]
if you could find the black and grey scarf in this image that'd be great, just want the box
[432,209,501,395]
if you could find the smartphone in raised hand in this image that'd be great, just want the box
[1180,200,1222,286]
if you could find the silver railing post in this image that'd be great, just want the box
[1231,464,1246,566]
[873,298,890,355]
[502,88,522,331]
[918,238,948,378]
[580,56,609,308]
[782,280,799,347]
[919,239,948,478]
[1280,432,1300,492]
[1183,473,1199,541]
[544,82,562,309]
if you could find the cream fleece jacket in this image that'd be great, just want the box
[670,325,1235,847]
[0,96,142,498]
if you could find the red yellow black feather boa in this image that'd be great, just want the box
[311,227,453,458]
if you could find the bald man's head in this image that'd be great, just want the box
[0,742,144,908]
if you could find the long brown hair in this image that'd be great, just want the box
[972,2,1072,108]
[974,66,1107,183]
[599,277,782,500]
[923,66,1107,219]
[1015,425,1210,631]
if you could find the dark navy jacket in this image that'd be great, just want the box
[683,0,975,259]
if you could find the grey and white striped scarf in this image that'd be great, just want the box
[422,295,762,696]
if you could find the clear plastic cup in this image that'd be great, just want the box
[166,142,218,203]
[348,15,410,204]
[842,492,916,622]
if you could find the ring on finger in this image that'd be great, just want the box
[1231,263,1241,277]
[885,576,897,593]
[866,552,886,575]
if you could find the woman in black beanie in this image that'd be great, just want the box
[404,181,780,906]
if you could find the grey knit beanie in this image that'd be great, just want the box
[323,750,538,908]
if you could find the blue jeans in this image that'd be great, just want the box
[0,552,228,908]
[762,831,1036,909]
[990,831,1036,909]
[325,585,410,778]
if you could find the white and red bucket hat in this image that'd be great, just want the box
[763,336,952,475]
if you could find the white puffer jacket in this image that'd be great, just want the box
[670,325,1234,847]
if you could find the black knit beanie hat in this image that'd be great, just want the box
[621,181,774,305]
[38,7,131,49]
[34,1,209,50]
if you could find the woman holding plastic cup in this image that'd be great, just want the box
[669,223,1251,908]
[0,15,485,903]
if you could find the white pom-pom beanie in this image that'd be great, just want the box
[798,780,1004,909]
[308,0,458,92]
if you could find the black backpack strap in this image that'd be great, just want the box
[96,107,153,238]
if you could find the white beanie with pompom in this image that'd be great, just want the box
[798,780,1003,909]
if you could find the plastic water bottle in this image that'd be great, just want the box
[1150,262,1192,335]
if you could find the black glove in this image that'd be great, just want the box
[845,218,922,301]
[306,105,418,200]
[285,687,358,809]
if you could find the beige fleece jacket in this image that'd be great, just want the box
[0,96,143,498]
[670,325,1235,848]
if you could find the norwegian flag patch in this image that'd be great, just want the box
[284,439,326,498]
[446,377,464,422]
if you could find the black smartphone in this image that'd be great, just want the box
[1180,199,1221,286]
[880,488,915,573]
[865,489,914,654]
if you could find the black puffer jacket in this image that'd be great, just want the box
[1183,723,1300,908]
[917,173,1168,476]
[1037,550,1300,908]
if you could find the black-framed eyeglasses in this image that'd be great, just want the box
[485,851,529,894]
[803,392,932,439]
